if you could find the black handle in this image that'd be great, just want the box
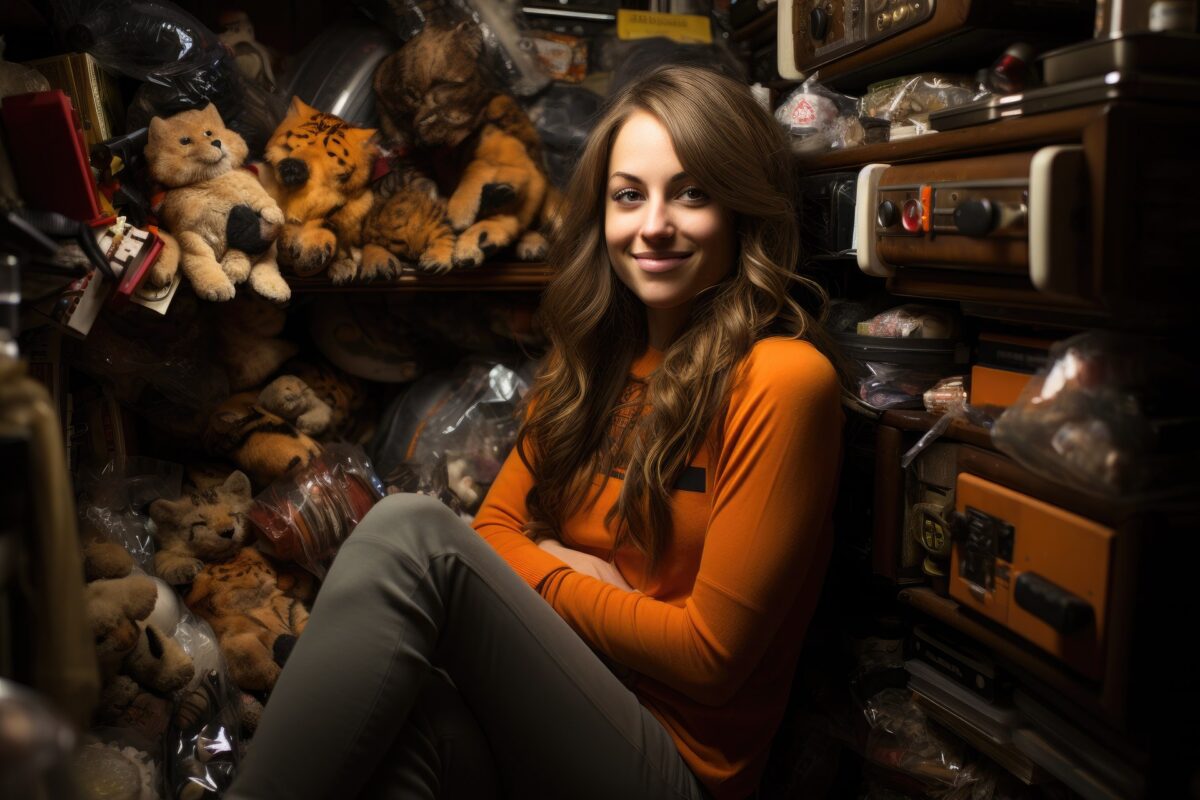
[1014,572,1094,634]
[953,199,997,236]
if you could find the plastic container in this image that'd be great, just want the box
[280,21,399,128]
[835,332,968,410]
[905,659,1018,745]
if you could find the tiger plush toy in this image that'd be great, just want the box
[373,21,558,270]
[360,167,457,275]
[262,98,378,283]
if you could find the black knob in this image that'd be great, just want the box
[876,200,898,228]
[810,7,830,40]
[954,198,997,236]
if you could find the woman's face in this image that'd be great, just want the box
[605,111,736,347]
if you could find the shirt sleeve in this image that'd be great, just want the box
[472,440,571,590]
[536,341,843,706]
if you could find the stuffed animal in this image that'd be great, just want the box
[261,98,378,283]
[148,470,256,586]
[257,374,333,436]
[185,546,309,692]
[145,103,290,303]
[85,572,195,737]
[148,470,310,693]
[360,167,457,275]
[373,22,558,270]
[214,293,300,392]
[204,392,323,489]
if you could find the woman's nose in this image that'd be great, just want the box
[640,197,674,240]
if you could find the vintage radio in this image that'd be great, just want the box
[853,147,1093,310]
[776,0,1094,89]
[949,472,1114,681]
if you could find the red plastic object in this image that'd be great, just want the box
[0,90,103,222]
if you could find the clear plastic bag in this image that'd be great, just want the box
[371,358,535,515]
[356,0,549,97]
[775,76,864,154]
[248,443,386,579]
[863,688,967,787]
[860,74,981,128]
[77,458,185,570]
[859,363,959,411]
[0,36,51,99]
[991,331,1199,501]
[526,85,604,189]
[858,304,957,339]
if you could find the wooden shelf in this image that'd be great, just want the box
[286,262,554,293]
[880,409,996,452]
[898,587,1118,730]
[794,104,1110,172]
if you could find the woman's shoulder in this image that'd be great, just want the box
[740,336,838,388]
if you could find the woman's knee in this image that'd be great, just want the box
[349,493,476,555]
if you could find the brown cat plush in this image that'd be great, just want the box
[262,98,378,283]
[360,167,457,275]
[373,22,557,270]
[145,104,290,303]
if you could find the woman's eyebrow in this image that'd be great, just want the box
[609,171,691,183]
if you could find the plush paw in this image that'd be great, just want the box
[222,251,252,283]
[515,231,548,261]
[249,263,291,304]
[160,557,203,585]
[327,256,359,284]
[260,205,285,227]
[359,245,401,282]
[447,190,481,233]
[418,249,453,274]
[146,257,177,289]
[190,271,236,302]
[279,225,336,276]
[451,237,485,270]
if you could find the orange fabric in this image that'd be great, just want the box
[473,337,843,799]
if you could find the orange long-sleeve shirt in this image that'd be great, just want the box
[472,337,843,800]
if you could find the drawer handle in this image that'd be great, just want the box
[1014,571,1094,634]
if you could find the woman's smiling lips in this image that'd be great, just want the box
[632,251,693,273]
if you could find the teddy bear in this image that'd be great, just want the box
[144,103,291,303]
[84,567,195,740]
[147,470,310,693]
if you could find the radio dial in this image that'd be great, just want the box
[876,200,898,228]
[954,198,997,236]
[900,198,923,233]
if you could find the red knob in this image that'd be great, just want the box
[901,198,923,233]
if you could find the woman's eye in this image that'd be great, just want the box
[179,137,192,145]
[679,186,709,203]
[612,188,642,203]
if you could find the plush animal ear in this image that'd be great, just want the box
[221,470,253,502]
[147,115,167,143]
[289,96,319,118]
[201,102,222,124]
[454,20,484,57]
[149,497,186,526]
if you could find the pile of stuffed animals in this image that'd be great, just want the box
[139,20,558,306]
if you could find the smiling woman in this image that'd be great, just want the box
[230,66,845,800]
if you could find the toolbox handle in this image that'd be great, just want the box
[1014,571,1094,635]
[1029,145,1087,298]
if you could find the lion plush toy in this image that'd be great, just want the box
[373,22,558,270]
[148,470,310,693]
[261,98,378,283]
[145,103,291,303]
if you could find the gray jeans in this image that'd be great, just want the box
[228,493,710,800]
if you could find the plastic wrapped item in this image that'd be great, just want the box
[991,331,1200,501]
[248,443,385,578]
[836,337,969,412]
[50,0,285,156]
[371,358,535,515]
[775,76,874,154]
[356,0,549,97]
[860,74,981,130]
[163,608,242,797]
[858,304,957,339]
[527,84,604,189]
[863,688,967,787]
[524,30,588,82]
[0,36,52,99]
[77,458,185,570]
[73,735,159,800]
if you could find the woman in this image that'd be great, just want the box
[230,65,843,800]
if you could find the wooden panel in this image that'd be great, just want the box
[871,424,905,580]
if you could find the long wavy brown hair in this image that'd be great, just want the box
[519,66,839,572]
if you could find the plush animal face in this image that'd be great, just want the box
[87,576,159,674]
[145,103,248,187]
[374,23,492,148]
[149,471,254,563]
[264,98,377,198]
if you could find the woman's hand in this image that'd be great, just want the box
[537,538,634,592]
